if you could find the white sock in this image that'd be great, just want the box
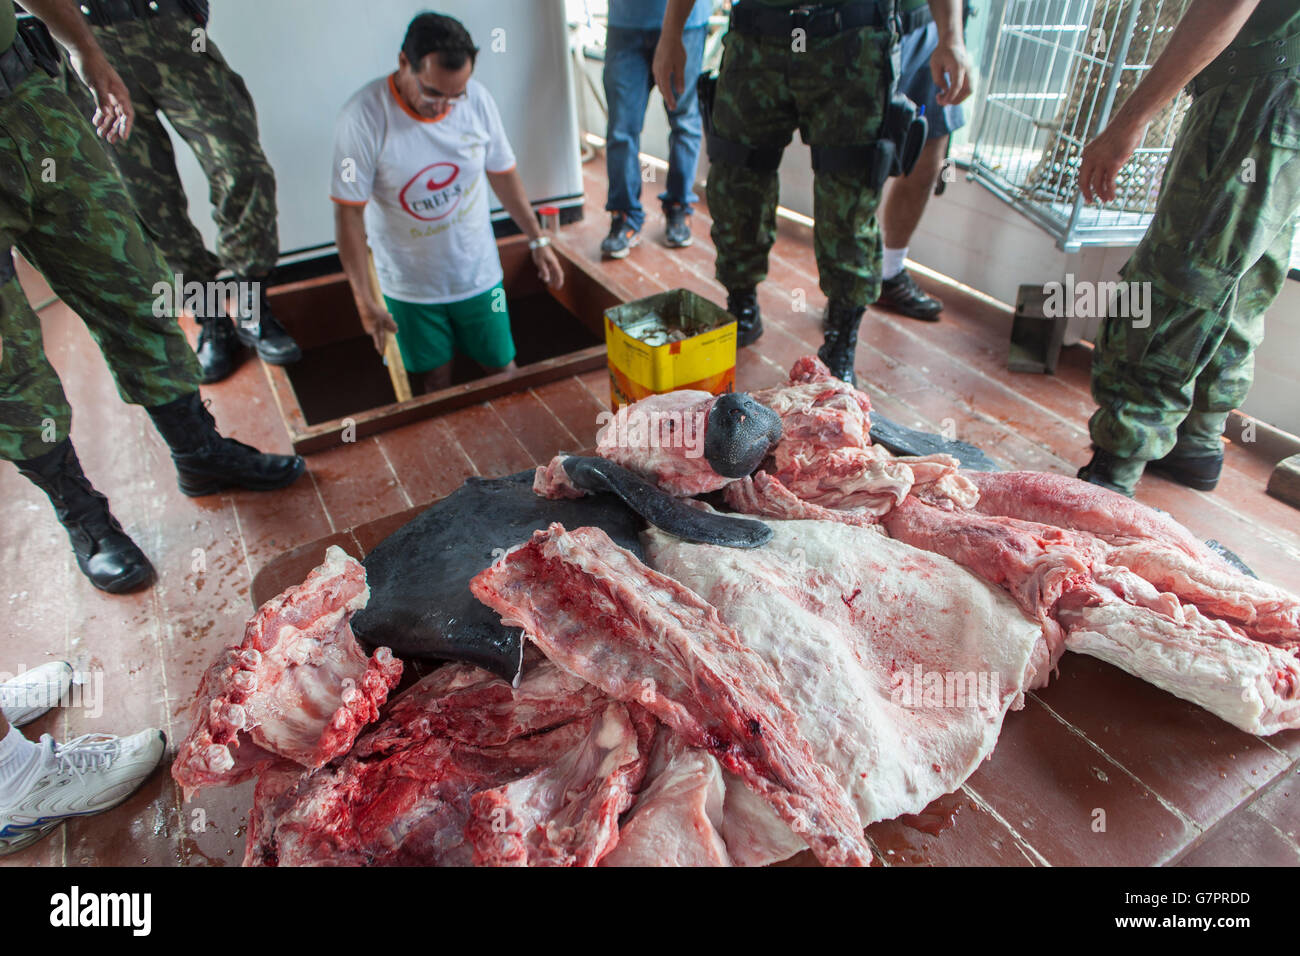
[0,725,43,800]
[882,247,908,281]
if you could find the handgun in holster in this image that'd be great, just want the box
[811,92,927,189]
[14,16,62,78]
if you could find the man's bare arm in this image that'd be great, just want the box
[926,0,973,106]
[333,202,396,354]
[654,0,697,110]
[487,168,564,289]
[19,0,133,141]
[1080,0,1260,203]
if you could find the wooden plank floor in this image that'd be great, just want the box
[2,155,1296,867]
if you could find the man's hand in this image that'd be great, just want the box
[20,0,133,141]
[931,41,973,107]
[653,33,688,111]
[76,50,134,143]
[532,244,564,288]
[1079,116,1145,204]
[358,299,398,355]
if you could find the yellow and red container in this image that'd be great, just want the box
[604,289,737,409]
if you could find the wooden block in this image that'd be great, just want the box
[1267,454,1300,509]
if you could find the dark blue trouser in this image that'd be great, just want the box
[603,25,706,232]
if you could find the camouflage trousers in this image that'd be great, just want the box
[707,25,892,306]
[64,10,278,281]
[0,70,200,462]
[1090,71,1300,465]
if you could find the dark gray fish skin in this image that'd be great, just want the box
[352,472,646,682]
[704,393,784,479]
[562,456,773,549]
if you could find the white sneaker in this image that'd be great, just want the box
[0,662,74,727]
[0,729,166,857]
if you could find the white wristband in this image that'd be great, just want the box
[528,236,551,250]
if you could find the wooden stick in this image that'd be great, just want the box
[366,251,412,403]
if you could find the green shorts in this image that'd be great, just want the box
[383,283,515,374]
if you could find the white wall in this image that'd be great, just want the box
[169,0,582,257]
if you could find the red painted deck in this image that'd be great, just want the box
[2,157,1297,867]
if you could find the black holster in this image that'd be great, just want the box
[810,93,927,189]
[14,17,62,78]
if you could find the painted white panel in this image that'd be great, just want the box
[169,0,582,257]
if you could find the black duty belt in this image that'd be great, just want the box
[729,2,889,39]
[78,0,200,27]
[1191,31,1300,96]
[900,4,933,35]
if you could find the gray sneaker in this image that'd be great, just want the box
[664,204,693,248]
[600,213,641,259]
[0,729,167,857]
[0,662,73,728]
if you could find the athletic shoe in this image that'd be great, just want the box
[600,213,641,259]
[0,729,167,857]
[876,268,943,321]
[0,662,74,728]
[664,204,693,248]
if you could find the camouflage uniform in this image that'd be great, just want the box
[0,69,201,462]
[63,8,278,281]
[1089,3,1300,486]
[707,4,895,307]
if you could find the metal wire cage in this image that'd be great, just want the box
[969,0,1191,251]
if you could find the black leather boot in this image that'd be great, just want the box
[726,289,763,347]
[195,315,242,384]
[1076,447,1143,498]
[817,301,866,385]
[15,441,154,593]
[232,277,302,365]
[147,392,306,497]
[1147,449,1223,491]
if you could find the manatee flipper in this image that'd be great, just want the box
[562,456,773,548]
[869,414,1001,472]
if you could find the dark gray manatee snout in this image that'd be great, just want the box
[704,393,783,479]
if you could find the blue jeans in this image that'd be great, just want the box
[603,25,706,232]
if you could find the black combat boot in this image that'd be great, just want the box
[1076,447,1144,498]
[817,301,866,385]
[232,277,302,365]
[147,392,306,497]
[726,289,763,347]
[1147,449,1223,491]
[195,315,241,384]
[15,441,154,593]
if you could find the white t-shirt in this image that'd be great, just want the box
[330,74,517,304]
